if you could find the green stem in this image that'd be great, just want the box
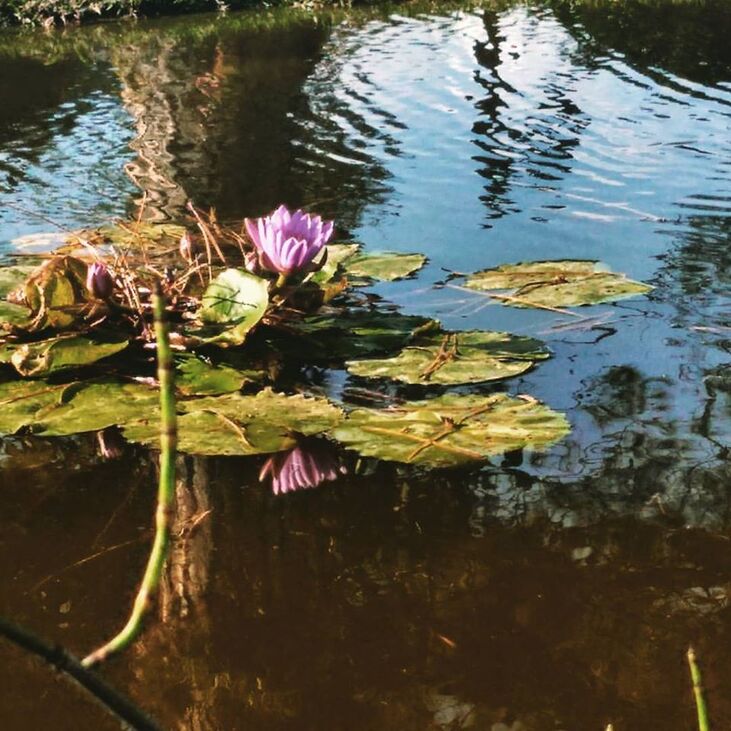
[687,646,711,731]
[274,272,288,290]
[0,617,161,731]
[82,283,177,668]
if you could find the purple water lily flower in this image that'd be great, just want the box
[244,204,334,277]
[259,441,346,495]
[86,261,114,300]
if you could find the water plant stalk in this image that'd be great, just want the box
[687,646,711,731]
[0,616,161,731]
[82,283,177,668]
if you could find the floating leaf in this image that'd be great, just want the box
[31,381,160,437]
[0,265,35,298]
[176,354,259,395]
[291,309,439,360]
[124,388,343,456]
[0,302,32,328]
[0,381,66,435]
[10,233,67,253]
[21,256,90,330]
[343,252,427,282]
[0,335,128,377]
[346,330,548,385]
[82,222,186,250]
[0,379,159,437]
[330,393,569,468]
[310,243,361,285]
[199,268,269,345]
[463,260,652,308]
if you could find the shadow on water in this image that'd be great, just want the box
[1,0,731,729]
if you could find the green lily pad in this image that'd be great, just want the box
[124,387,343,456]
[310,243,361,285]
[176,354,259,395]
[343,252,427,283]
[0,335,128,377]
[199,268,269,345]
[0,379,159,437]
[463,260,652,308]
[0,266,35,298]
[81,222,186,250]
[330,393,570,468]
[0,302,32,328]
[291,309,439,360]
[0,381,67,435]
[346,330,549,385]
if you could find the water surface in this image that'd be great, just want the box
[1,2,731,729]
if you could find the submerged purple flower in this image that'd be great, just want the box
[244,204,334,276]
[179,231,196,263]
[259,441,346,495]
[86,261,114,300]
[96,426,125,460]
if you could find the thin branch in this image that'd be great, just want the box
[82,284,177,668]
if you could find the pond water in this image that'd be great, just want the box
[1,1,731,728]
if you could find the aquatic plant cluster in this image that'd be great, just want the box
[0,204,652,488]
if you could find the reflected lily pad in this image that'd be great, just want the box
[1,335,128,377]
[124,387,343,456]
[292,309,439,359]
[464,260,652,308]
[346,330,549,385]
[330,393,569,468]
[343,252,427,282]
[176,354,259,395]
[199,268,269,345]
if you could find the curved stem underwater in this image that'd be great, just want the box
[82,283,178,668]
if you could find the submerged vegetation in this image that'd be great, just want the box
[0,203,651,471]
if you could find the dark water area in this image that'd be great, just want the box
[1,1,731,728]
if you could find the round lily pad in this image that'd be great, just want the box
[199,268,269,345]
[343,252,427,282]
[346,330,549,385]
[1,335,128,377]
[124,388,343,456]
[464,260,652,307]
[330,393,569,468]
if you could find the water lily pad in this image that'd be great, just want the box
[330,393,569,468]
[0,302,32,328]
[463,260,652,308]
[81,222,186,250]
[176,354,259,395]
[199,268,269,345]
[291,309,439,360]
[124,388,343,456]
[0,335,128,377]
[346,330,549,385]
[310,243,361,285]
[21,256,90,330]
[0,266,35,298]
[343,252,427,282]
[0,379,159,436]
[0,381,67,435]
